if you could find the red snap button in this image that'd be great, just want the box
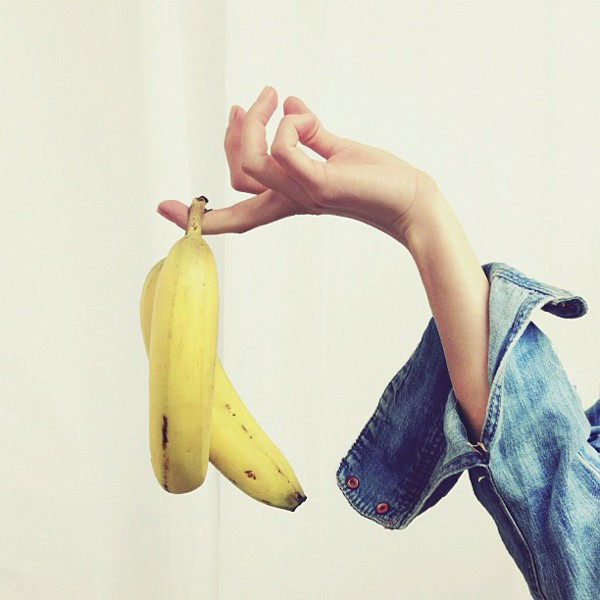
[375,502,389,514]
[346,476,359,489]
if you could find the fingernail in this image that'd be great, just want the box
[260,85,271,98]
[228,105,238,124]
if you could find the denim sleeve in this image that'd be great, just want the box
[337,262,599,599]
[335,314,477,529]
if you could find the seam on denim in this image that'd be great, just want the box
[486,470,548,599]
[576,450,600,479]
[489,263,561,296]
[482,377,502,452]
[481,288,552,599]
[483,294,547,449]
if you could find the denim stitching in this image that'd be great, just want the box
[486,470,549,599]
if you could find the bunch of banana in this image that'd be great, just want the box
[141,197,306,511]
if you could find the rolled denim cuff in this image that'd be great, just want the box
[336,317,484,530]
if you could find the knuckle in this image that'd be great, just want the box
[299,115,319,143]
[229,173,243,192]
[240,158,255,176]
[228,206,250,234]
[270,141,286,162]
[234,218,252,234]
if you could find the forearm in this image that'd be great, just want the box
[404,192,490,443]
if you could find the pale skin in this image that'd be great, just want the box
[157,86,490,443]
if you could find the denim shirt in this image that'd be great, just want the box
[337,262,600,600]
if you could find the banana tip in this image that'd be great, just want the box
[290,492,308,512]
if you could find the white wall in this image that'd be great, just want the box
[1,1,225,598]
[1,2,598,599]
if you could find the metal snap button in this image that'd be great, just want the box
[346,475,359,489]
[375,502,389,514]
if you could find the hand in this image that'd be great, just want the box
[157,87,490,441]
[157,86,441,247]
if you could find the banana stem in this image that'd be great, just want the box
[186,196,208,236]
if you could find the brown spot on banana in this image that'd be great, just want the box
[244,470,257,480]
[161,418,170,491]
[162,456,170,491]
[162,415,169,449]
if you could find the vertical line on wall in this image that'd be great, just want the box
[178,0,227,597]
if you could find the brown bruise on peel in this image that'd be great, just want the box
[162,415,169,491]
[162,456,170,492]
[244,470,257,480]
[162,416,169,448]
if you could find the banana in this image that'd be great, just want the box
[141,244,307,511]
[148,197,219,493]
[208,361,306,511]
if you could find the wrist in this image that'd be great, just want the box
[401,190,454,254]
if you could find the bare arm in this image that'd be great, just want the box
[404,194,490,442]
[157,86,490,442]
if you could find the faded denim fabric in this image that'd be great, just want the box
[337,262,600,600]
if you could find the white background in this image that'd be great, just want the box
[1,1,598,599]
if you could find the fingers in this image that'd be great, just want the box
[270,113,323,191]
[226,88,348,201]
[282,96,348,159]
[225,105,268,195]
[239,87,303,196]
[156,190,305,235]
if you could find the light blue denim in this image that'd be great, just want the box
[337,262,600,600]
